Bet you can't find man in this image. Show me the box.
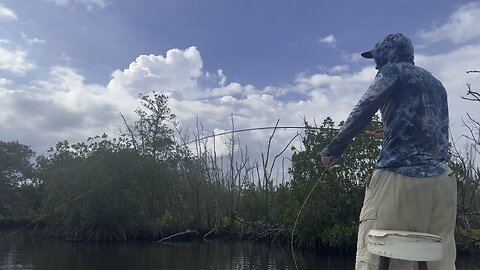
[320,33,456,270]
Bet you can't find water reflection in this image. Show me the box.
[0,230,478,270]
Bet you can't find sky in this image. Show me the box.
[1,0,480,169]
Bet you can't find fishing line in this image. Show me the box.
[290,168,329,270]
[0,163,141,241]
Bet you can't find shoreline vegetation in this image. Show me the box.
[1,92,479,254]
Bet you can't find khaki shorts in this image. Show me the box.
[355,169,457,270]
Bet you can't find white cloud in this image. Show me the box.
[0,66,133,153]
[416,44,480,136]
[211,82,243,97]
[0,5,18,21]
[44,0,109,10]
[342,52,364,63]
[60,52,75,63]
[1,43,477,176]
[318,34,336,47]
[0,45,367,165]
[99,48,373,154]
[217,69,227,87]
[107,46,203,99]
[21,33,46,45]
[418,1,480,44]
[0,47,208,155]
[329,65,350,73]
[0,78,13,86]
[0,46,35,75]
[81,0,108,9]
[46,0,69,5]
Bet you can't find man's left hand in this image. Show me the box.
[321,156,333,170]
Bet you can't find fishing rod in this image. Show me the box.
[185,125,379,145]
[184,126,342,145]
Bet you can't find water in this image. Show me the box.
[0,230,478,269]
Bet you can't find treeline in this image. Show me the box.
[0,92,479,253]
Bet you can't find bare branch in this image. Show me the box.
[157,229,199,243]
[118,112,138,150]
[268,133,300,181]
[461,114,480,146]
[263,119,281,179]
[461,83,480,102]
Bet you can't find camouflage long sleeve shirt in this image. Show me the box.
[321,62,449,178]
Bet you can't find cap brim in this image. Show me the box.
[361,51,373,59]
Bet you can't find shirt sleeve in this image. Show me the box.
[321,65,398,163]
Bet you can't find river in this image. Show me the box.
[0,230,479,269]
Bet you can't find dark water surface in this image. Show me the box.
[0,230,479,269]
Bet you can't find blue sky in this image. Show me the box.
[1,0,479,163]
[1,0,471,87]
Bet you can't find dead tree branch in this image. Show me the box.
[157,229,199,243]
[462,83,480,102]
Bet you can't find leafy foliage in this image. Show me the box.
[38,137,185,240]
[121,92,176,160]
[0,141,39,220]
[1,90,478,254]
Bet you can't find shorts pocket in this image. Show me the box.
[357,207,377,252]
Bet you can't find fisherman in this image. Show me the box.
[320,33,456,270]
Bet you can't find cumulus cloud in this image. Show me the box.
[1,47,207,155]
[21,33,46,45]
[0,66,131,153]
[416,44,480,135]
[418,1,480,44]
[0,46,35,75]
[0,45,369,164]
[318,34,336,47]
[217,69,227,87]
[0,5,18,21]
[329,65,350,73]
[44,0,109,10]
[2,41,478,174]
[45,0,69,5]
[107,47,203,99]
[210,82,243,97]
[0,78,13,86]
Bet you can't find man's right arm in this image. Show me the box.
[320,65,399,165]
